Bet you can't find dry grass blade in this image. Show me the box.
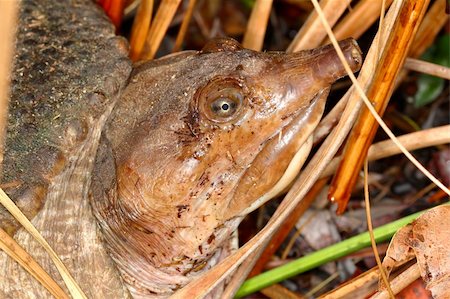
[242,0,273,51]
[0,189,87,299]
[305,272,340,297]
[313,95,349,144]
[396,0,449,84]
[321,125,450,178]
[0,228,69,298]
[408,0,449,59]
[371,263,421,299]
[363,160,395,298]
[173,3,405,297]
[129,0,154,61]
[248,178,328,277]
[260,283,305,299]
[172,0,197,52]
[287,0,351,52]
[141,0,182,60]
[329,0,430,214]
[319,267,380,299]
[326,0,393,42]
[404,58,450,80]
[281,210,318,260]
[106,0,126,28]
[0,1,17,172]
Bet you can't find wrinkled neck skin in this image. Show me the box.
[91,38,362,297]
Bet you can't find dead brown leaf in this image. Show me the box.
[380,205,450,298]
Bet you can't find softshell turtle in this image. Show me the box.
[0,0,362,298]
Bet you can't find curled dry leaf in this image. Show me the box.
[381,205,450,298]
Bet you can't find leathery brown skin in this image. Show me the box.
[90,37,362,297]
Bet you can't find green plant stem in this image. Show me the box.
[235,209,424,298]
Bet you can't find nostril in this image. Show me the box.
[351,48,362,68]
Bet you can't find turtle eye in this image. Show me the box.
[198,78,246,124]
[209,90,242,119]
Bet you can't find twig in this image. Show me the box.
[0,228,69,298]
[325,0,394,42]
[364,159,395,298]
[404,57,450,80]
[242,0,273,51]
[319,267,379,299]
[321,125,450,178]
[406,182,437,204]
[396,0,449,84]
[370,263,421,299]
[328,0,432,214]
[260,283,305,299]
[287,0,351,52]
[408,0,449,59]
[129,0,154,61]
[281,210,318,260]
[0,1,18,173]
[172,0,197,52]
[141,0,182,60]
[0,189,87,298]
[248,178,328,277]
[318,0,448,142]
[105,0,126,28]
[305,271,339,298]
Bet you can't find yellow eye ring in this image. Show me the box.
[197,78,246,124]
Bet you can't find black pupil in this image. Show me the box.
[209,91,243,119]
[211,98,238,115]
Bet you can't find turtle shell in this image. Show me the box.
[1,0,131,232]
[0,0,132,297]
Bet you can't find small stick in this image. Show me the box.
[260,283,305,299]
[0,228,69,298]
[0,189,87,298]
[141,0,182,60]
[370,263,421,299]
[0,1,18,172]
[408,0,448,59]
[242,0,274,51]
[129,0,154,61]
[305,271,339,298]
[321,125,450,178]
[319,267,379,299]
[396,0,449,84]
[313,92,349,144]
[106,0,126,28]
[172,0,197,52]
[364,160,395,298]
[325,0,394,43]
[404,57,450,80]
[248,177,329,278]
[322,13,450,202]
[328,0,430,214]
[287,0,351,52]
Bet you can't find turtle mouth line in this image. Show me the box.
[223,89,326,217]
[264,89,324,150]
